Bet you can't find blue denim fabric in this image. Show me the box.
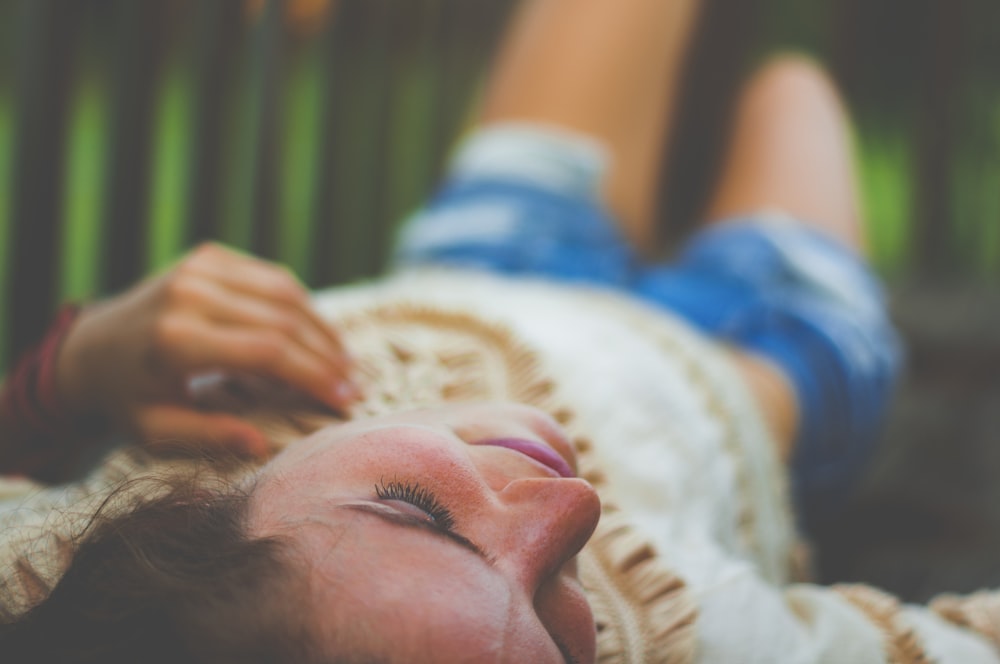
[394,178,638,286]
[636,222,902,525]
[394,140,901,527]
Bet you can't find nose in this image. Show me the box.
[494,477,601,590]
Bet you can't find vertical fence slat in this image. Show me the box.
[987,0,1000,276]
[428,0,515,192]
[316,0,393,284]
[309,0,364,286]
[101,1,169,293]
[376,0,440,272]
[248,1,287,261]
[659,0,764,244]
[833,0,939,277]
[277,35,325,280]
[186,0,243,247]
[350,0,393,278]
[8,0,83,359]
[427,0,472,176]
[956,0,1000,277]
[60,26,109,302]
[308,2,348,287]
[832,0,916,275]
[147,3,197,273]
[914,0,966,276]
[0,0,16,370]
[428,0,511,194]
[221,0,283,254]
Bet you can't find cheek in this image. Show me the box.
[431,575,590,664]
[534,575,597,664]
[319,536,558,664]
[372,574,560,664]
[380,565,565,664]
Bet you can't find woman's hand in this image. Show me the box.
[54,243,357,458]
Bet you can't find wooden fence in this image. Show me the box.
[0,0,998,370]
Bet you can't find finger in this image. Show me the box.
[169,275,353,379]
[181,245,353,367]
[183,243,313,309]
[133,404,270,459]
[153,314,356,410]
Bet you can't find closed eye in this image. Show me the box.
[375,478,456,530]
[340,503,494,565]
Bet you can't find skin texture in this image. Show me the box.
[53,243,359,458]
[250,402,601,664]
[728,352,798,462]
[705,55,866,252]
[481,0,702,250]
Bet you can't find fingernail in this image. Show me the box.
[335,382,361,403]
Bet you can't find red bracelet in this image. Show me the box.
[0,304,101,478]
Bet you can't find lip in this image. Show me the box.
[472,438,576,478]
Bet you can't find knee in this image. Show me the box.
[746,53,845,110]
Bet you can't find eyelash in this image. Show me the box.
[375,479,456,531]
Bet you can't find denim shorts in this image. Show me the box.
[393,124,902,525]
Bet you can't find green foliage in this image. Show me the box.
[856,118,914,277]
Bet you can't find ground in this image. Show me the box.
[815,282,1000,602]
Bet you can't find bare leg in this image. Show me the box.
[479,0,702,252]
[705,55,866,253]
[708,56,867,461]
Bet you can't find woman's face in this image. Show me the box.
[250,402,601,664]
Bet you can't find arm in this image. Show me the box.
[0,243,358,477]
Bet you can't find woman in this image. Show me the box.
[1,0,996,662]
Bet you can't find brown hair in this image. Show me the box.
[0,477,328,664]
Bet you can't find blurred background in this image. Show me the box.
[0,0,999,602]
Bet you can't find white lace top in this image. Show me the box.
[312,269,1000,664]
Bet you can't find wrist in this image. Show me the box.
[54,305,103,418]
[35,304,88,420]
[0,303,107,478]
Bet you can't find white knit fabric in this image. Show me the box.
[311,269,999,664]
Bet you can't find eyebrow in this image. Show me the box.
[340,503,494,564]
